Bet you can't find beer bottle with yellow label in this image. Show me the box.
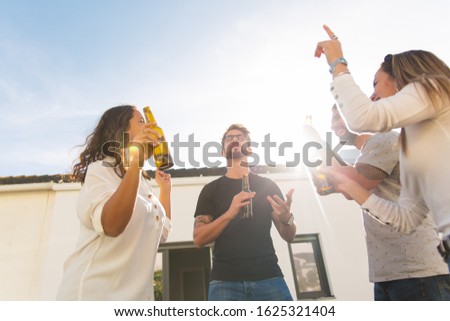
[143,106,174,170]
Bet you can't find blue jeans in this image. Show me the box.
[208,277,293,301]
[374,274,450,301]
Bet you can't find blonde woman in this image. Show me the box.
[315,25,450,268]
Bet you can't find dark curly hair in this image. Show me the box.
[72,105,135,183]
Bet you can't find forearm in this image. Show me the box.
[101,164,141,237]
[193,211,234,247]
[362,194,429,234]
[279,223,296,243]
[158,189,171,220]
[332,75,385,132]
[333,165,382,191]
[339,179,371,205]
[333,76,435,133]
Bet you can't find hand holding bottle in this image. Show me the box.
[311,168,335,195]
[240,174,253,218]
[137,123,162,144]
[143,106,174,170]
[125,123,162,168]
[227,191,256,220]
[301,115,335,195]
[320,167,370,204]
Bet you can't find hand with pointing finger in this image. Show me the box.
[315,25,348,75]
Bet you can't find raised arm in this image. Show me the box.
[155,170,172,220]
[101,149,142,237]
[267,189,296,243]
[101,125,161,237]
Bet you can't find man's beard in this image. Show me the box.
[225,142,249,160]
[339,131,358,146]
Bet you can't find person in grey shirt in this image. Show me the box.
[325,104,450,300]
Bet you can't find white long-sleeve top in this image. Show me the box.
[332,74,450,238]
[57,160,171,300]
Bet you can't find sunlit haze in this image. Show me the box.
[1,0,448,176]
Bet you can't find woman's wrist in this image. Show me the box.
[333,70,350,79]
[332,64,349,78]
[159,186,171,195]
[329,57,348,74]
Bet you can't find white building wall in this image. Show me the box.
[0,170,373,301]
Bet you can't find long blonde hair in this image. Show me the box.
[381,51,450,153]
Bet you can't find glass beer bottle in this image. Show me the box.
[143,106,174,170]
[240,174,253,218]
[302,115,335,195]
[312,169,335,195]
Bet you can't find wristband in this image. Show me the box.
[329,57,348,74]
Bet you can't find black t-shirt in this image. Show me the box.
[194,172,284,281]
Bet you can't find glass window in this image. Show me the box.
[288,234,332,300]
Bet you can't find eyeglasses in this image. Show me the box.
[224,134,247,142]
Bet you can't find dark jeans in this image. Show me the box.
[208,277,293,301]
[374,274,450,301]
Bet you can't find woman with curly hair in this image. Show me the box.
[57,105,172,300]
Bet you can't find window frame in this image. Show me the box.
[288,233,333,300]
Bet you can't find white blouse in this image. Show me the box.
[57,159,171,300]
[332,74,450,238]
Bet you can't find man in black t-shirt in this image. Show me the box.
[193,124,296,301]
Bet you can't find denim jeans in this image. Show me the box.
[374,274,450,301]
[208,277,293,301]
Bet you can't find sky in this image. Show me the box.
[0,0,449,177]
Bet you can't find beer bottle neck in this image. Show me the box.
[242,175,250,191]
[143,107,157,123]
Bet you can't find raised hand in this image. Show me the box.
[314,24,344,66]
[267,188,294,223]
[155,169,171,192]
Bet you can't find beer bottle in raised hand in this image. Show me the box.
[143,106,174,170]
